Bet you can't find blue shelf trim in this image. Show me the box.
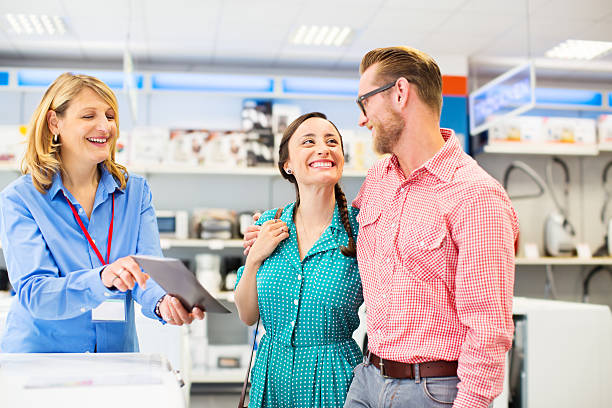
[0,71,8,86]
[17,69,143,89]
[535,88,602,107]
[282,77,358,96]
[151,73,274,92]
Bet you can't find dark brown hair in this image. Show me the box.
[360,46,443,115]
[278,112,356,257]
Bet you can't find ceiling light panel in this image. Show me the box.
[4,14,67,36]
[291,25,352,47]
[545,40,612,60]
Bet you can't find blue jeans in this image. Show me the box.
[344,360,459,408]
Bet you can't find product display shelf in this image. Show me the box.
[0,163,21,172]
[597,143,612,152]
[135,165,368,178]
[0,163,368,178]
[208,291,235,302]
[515,256,612,266]
[0,238,246,251]
[147,88,356,102]
[482,143,599,156]
[190,371,245,383]
[159,238,245,250]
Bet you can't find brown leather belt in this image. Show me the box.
[367,352,458,379]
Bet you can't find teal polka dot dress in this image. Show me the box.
[236,202,363,408]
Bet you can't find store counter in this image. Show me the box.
[0,353,185,408]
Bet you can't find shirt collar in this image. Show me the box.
[385,128,462,183]
[48,164,123,200]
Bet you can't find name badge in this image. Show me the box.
[91,299,126,322]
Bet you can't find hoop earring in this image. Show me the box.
[53,134,59,143]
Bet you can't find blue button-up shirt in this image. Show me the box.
[0,166,166,352]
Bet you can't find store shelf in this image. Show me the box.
[0,163,21,172]
[0,239,245,251]
[138,165,367,177]
[482,143,599,156]
[159,238,244,250]
[516,257,612,266]
[0,163,367,178]
[210,291,235,302]
[190,370,245,383]
[597,143,612,152]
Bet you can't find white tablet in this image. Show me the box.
[132,255,231,313]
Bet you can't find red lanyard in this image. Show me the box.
[64,193,114,265]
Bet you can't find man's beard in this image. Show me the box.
[372,109,404,155]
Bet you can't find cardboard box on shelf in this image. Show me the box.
[168,129,248,168]
[129,126,170,165]
[544,117,596,145]
[488,116,544,144]
[130,127,249,168]
[598,115,612,144]
[341,129,378,171]
[0,125,27,164]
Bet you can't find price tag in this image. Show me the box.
[208,240,224,250]
[160,239,171,250]
[523,243,540,259]
[576,243,591,259]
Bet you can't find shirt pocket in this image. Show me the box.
[356,205,381,248]
[399,223,447,282]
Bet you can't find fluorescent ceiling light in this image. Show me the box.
[5,13,67,36]
[545,40,612,60]
[291,25,352,47]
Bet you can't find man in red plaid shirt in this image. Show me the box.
[344,47,519,408]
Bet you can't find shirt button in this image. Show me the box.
[79,208,84,214]
[297,274,302,281]
[80,307,86,313]
[104,292,111,297]
[293,299,298,305]
[290,321,295,327]
[400,187,405,193]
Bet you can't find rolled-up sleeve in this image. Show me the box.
[452,188,518,408]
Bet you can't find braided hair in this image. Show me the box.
[334,184,357,257]
[278,112,356,258]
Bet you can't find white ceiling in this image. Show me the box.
[0,0,611,78]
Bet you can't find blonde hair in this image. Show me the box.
[360,46,443,116]
[21,72,128,193]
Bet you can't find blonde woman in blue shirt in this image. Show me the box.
[234,112,363,407]
[0,72,204,353]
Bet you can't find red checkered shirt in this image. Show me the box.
[353,129,519,408]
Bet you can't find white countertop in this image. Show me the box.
[0,353,186,408]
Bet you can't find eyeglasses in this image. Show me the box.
[356,81,396,116]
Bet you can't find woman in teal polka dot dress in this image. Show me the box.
[235,112,363,407]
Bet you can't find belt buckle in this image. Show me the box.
[379,359,392,379]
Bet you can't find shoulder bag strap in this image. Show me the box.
[238,206,284,408]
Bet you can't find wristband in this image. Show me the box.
[154,295,166,318]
